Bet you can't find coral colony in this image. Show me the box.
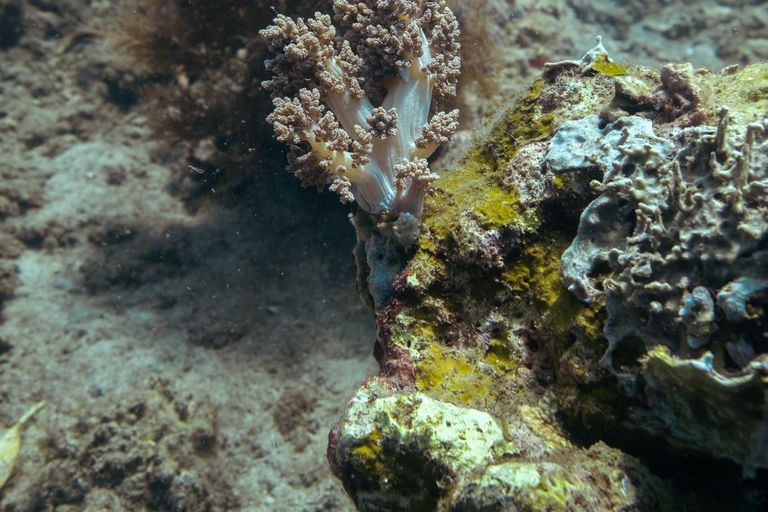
[261,0,461,219]
[548,109,768,381]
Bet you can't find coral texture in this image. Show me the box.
[549,109,768,379]
[261,0,461,217]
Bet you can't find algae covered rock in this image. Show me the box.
[330,384,513,511]
[331,39,768,511]
[453,442,670,512]
[330,379,671,512]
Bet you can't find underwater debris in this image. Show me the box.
[0,401,45,489]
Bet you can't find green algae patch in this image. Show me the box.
[421,78,559,245]
[467,78,555,170]
[489,462,589,511]
[502,237,584,330]
[484,336,516,370]
[500,233,615,408]
[424,167,532,246]
[475,186,532,227]
[415,343,495,406]
[592,53,628,76]
[571,305,605,347]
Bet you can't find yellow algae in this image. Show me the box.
[416,343,493,406]
[709,62,768,125]
[502,238,576,314]
[476,187,527,228]
[592,53,627,76]
[388,304,449,353]
[350,428,382,463]
[473,79,554,168]
[535,470,579,509]
[484,337,516,370]
[420,79,557,245]
[519,405,571,451]
[350,428,397,486]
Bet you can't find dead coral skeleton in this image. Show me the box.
[261,0,461,217]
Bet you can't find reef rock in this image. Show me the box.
[330,40,768,511]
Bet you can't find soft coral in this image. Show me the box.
[261,0,461,217]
